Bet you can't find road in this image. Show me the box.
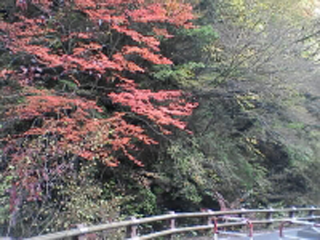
[220,228,300,239]
[190,227,320,239]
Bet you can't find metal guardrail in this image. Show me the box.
[279,219,320,239]
[24,207,320,240]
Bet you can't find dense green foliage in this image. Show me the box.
[1,0,320,238]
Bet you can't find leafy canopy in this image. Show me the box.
[0,0,197,216]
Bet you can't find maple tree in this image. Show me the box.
[0,0,198,223]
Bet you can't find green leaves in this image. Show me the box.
[58,79,79,91]
[151,62,205,88]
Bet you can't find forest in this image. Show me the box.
[1,0,320,238]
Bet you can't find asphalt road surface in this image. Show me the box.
[190,227,320,239]
[219,228,301,239]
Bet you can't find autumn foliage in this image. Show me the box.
[0,0,197,213]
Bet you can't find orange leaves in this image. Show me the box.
[128,2,194,28]
[112,53,145,73]
[64,53,122,74]
[73,0,97,9]
[109,84,198,133]
[72,47,87,56]
[0,0,193,71]
[15,90,102,120]
[79,150,95,160]
[129,3,168,23]
[165,0,194,27]
[26,46,63,67]
[84,9,126,25]
[0,69,14,79]
[122,46,172,65]
[111,25,161,51]
[0,0,193,78]
[24,127,45,135]
[7,88,156,167]
[1,0,200,212]
[2,0,197,169]
[153,27,174,38]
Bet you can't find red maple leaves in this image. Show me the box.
[1,0,197,204]
[1,0,197,162]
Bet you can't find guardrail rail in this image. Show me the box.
[23,207,320,240]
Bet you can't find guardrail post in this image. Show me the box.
[289,207,296,219]
[238,208,246,219]
[168,211,176,240]
[206,209,218,240]
[206,209,213,225]
[126,216,138,239]
[309,206,315,218]
[266,207,274,227]
[168,211,176,229]
[213,217,218,240]
[237,208,246,232]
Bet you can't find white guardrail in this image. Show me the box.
[23,207,320,240]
